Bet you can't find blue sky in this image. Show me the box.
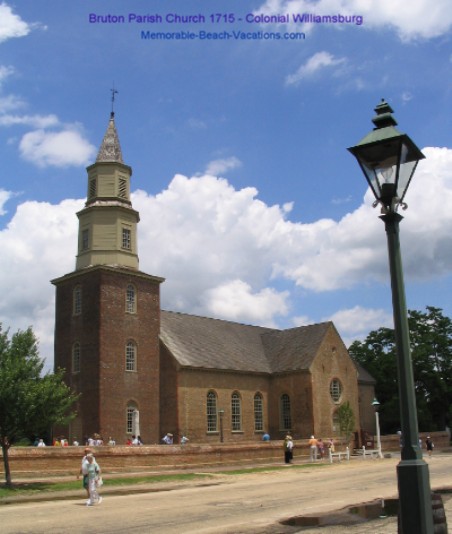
[1,0,451,370]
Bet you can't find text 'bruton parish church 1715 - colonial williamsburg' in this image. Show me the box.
[52,112,376,445]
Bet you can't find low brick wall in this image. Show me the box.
[2,442,287,477]
[1,431,449,478]
[380,431,450,452]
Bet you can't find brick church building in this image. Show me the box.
[52,113,375,445]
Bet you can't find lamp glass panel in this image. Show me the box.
[354,139,401,202]
[396,142,419,201]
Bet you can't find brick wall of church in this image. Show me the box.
[358,382,377,435]
[268,372,313,440]
[164,368,271,444]
[53,267,162,446]
[310,326,361,440]
[97,269,161,445]
[159,343,179,442]
[54,271,102,437]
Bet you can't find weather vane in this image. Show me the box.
[110,84,118,117]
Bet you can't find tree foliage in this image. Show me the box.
[0,324,79,486]
[336,401,355,446]
[349,306,452,434]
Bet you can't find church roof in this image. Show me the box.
[261,323,332,373]
[160,310,335,374]
[352,360,376,385]
[96,112,124,163]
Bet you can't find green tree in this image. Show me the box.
[349,306,452,434]
[409,306,452,430]
[349,327,401,433]
[0,324,79,486]
[336,401,355,446]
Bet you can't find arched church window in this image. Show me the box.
[126,341,137,372]
[254,393,264,432]
[231,392,242,431]
[207,391,217,432]
[280,394,291,431]
[332,410,340,434]
[126,284,136,313]
[72,343,80,374]
[126,402,137,434]
[330,379,342,403]
[73,285,82,315]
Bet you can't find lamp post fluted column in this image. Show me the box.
[382,212,433,533]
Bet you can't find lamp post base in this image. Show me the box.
[397,459,433,533]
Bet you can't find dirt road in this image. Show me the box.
[1,455,450,533]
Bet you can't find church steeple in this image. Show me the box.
[75,112,140,271]
[96,112,124,163]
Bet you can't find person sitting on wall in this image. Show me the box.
[162,433,173,444]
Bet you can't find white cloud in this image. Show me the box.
[0,113,59,128]
[286,51,346,85]
[1,145,452,368]
[0,65,14,85]
[201,279,289,327]
[0,189,13,215]
[326,306,393,346]
[205,156,242,176]
[0,198,82,371]
[0,62,93,167]
[256,0,452,40]
[19,128,96,167]
[0,3,30,43]
[0,94,26,113]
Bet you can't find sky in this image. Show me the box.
[0,0,451,372]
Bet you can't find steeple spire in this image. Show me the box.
[96,113,124,163]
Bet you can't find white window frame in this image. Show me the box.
[126,341,137,372]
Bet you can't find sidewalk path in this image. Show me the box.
[1,453,451,533]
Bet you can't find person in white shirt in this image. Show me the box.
[77,448,95,499]
[162,433,173,444]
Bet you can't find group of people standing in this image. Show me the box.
[284,434,335,463]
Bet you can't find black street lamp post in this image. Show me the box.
[348,100,433,533]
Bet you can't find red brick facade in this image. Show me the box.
[53,266,163,445]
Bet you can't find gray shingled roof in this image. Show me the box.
[353,360,376,384]
[160,310,334,374]
[262,323,332,373]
